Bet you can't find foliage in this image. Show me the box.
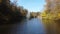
[0,0,28,24]
[42,0,60,23]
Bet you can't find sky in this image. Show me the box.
[10,0,46,12]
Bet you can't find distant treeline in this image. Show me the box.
[0,0,28,24]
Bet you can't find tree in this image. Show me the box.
[0,0,28,24]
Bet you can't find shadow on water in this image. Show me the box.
[0,18,46,34]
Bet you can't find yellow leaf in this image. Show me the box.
[41,12,47,17]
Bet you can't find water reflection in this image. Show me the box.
[0,18,46,34]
